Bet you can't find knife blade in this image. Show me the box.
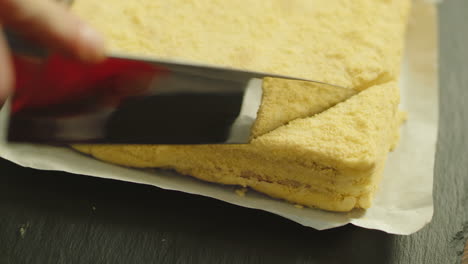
[4,29,344,145]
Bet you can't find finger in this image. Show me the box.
[0,28,13,102]
[0,0,105,62]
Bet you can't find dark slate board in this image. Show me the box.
[1,0,467,263]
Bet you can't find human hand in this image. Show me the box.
[0,0,106,103]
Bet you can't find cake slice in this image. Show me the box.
[251,78,356,138]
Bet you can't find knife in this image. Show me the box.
[4,28,342,145]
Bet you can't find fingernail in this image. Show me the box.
[78,25,106,62]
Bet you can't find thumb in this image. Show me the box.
[0,0,106,63]
[0,28,13,103]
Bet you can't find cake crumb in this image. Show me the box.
[19,222,30,238]
[235,188,248,197]
[294,204,304,209]
[400,111,409,123]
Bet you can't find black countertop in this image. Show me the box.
[1,0,468,263]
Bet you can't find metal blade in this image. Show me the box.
[5,30,344,145]
[7,54,267,144]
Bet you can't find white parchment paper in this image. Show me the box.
[0,0,438,235]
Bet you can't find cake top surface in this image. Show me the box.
[252,78,356,138]
[72,0,410,90]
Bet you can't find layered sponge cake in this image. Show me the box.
[71,0,411,212]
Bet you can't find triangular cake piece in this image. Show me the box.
[251,78,356,138]
[73,81,401,212]
[248,81,402,210]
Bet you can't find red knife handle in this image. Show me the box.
[11,54,168,114]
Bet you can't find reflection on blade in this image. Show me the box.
[8,54,257,144]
